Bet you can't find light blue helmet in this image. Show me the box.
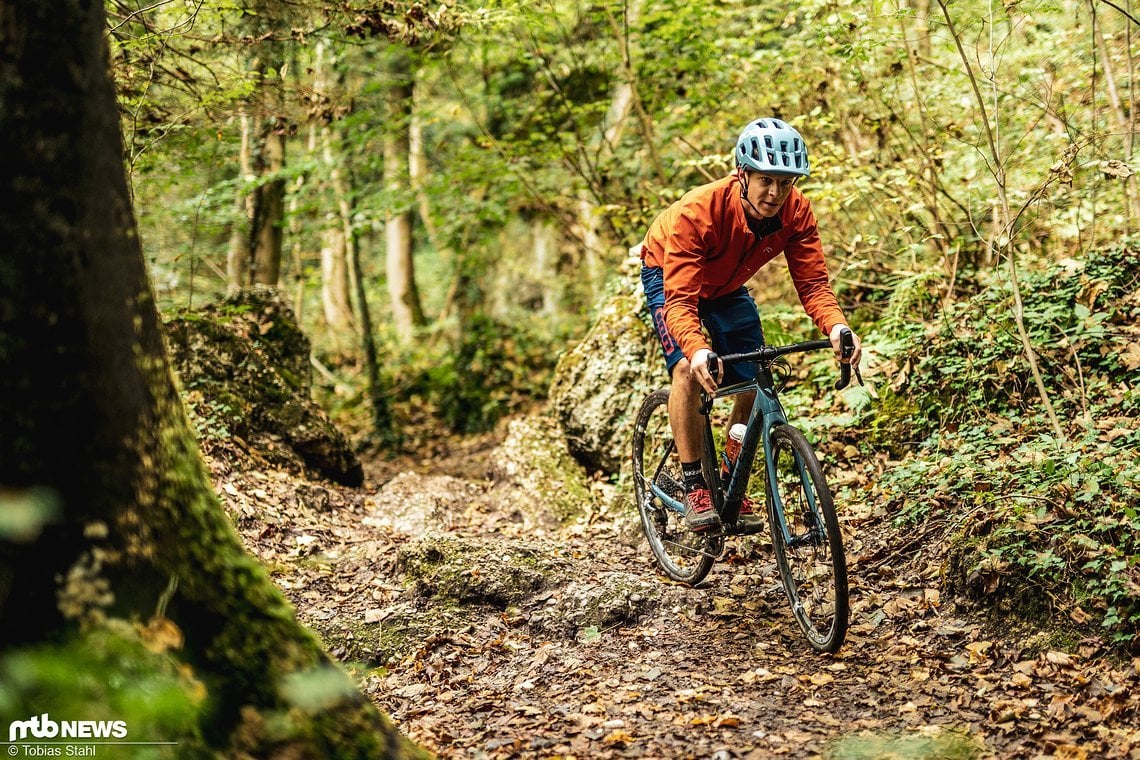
[735,118,810,177]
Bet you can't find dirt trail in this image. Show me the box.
[212,429,1140,760]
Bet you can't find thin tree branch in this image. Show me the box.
[1099,0,1140,26]
[935,0,1065,439]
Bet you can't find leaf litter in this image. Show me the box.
[207,428,1140,759]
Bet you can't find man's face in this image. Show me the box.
[742,171,798,219]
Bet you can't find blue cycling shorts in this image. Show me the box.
[641,265,763,384]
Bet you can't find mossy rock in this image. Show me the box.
[531,572,690,639]
[165,286,363,487]
[942,516,1058,629]
[305,600,480,668]
[488,414,600,527]
[548,269,663,475]
[396,534,571,608]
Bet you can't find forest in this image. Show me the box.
[1,0,1138,757]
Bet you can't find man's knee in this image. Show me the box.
[670,358,692,387]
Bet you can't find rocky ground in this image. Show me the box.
[207,416,1140,760]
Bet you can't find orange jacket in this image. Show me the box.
[641,174,845,360]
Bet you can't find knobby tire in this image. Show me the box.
[632,388,718,585]
[765,424,849,653]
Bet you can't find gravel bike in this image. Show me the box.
[632,330,860,653]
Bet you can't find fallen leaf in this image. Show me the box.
[809,672,835,686]
[965,641,993,663]
[1046,651,1076,668]
[604,730,635,745]
[138,616,184,653]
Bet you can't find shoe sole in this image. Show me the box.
[686,518,721,532]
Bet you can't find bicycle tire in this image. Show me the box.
[764,424,849,653]
[632,388,718,585]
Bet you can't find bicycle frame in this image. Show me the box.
[646,338,834,540]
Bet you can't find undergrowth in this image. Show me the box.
[317,313,572,446]
[868,241,1140,650]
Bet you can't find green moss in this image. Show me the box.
[943,530,1061,635]
[828,727,983,759]
[493,415,600,525]
[398,535,569,608]
[865,387,920,456]
[0,625,207,755]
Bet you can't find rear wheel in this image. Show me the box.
[632,389,719,585]
[765,424,848,652]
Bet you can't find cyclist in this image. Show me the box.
[637,117,862,533]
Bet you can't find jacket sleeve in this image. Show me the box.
[661,211,712,361]
[784,203,846,335]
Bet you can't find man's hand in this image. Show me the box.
[689,348,721,395]
[829,323,863,367]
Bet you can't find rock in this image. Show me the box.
[536,572,691,638]
[365,473,476,535]
[488,414,600,528]
[547,256,664,474]
[165,286,364,487]
[397,534,570,607]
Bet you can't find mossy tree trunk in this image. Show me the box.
[0,2,424,756]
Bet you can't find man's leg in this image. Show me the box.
[700,288,764,531]
[668,357,705,462]
[670,363,754,455]
[641,264,720,531]
[668,358,721,531]
[728,392,755,430]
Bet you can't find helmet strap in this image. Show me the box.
[737,169,767,220]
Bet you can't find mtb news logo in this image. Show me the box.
[8,714,127,741]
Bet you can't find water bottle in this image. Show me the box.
[721,423,747,483]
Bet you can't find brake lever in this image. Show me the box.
[835,363,852,391]
[833,329,864,390]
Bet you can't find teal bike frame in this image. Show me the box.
[646,335,853,538]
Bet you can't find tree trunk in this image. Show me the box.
[384,47,425,342]
[533,218,561,315]
[226,110,254,295]
[315,42,355,335]
[291,122,317,319]
[0,3,422,755]
[1094,18,1140,222]
[572,0,649,299]
[252,121,286,286]
[322,217,354,331]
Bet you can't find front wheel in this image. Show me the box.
[765,424,849,653]
[632,388,719,585]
